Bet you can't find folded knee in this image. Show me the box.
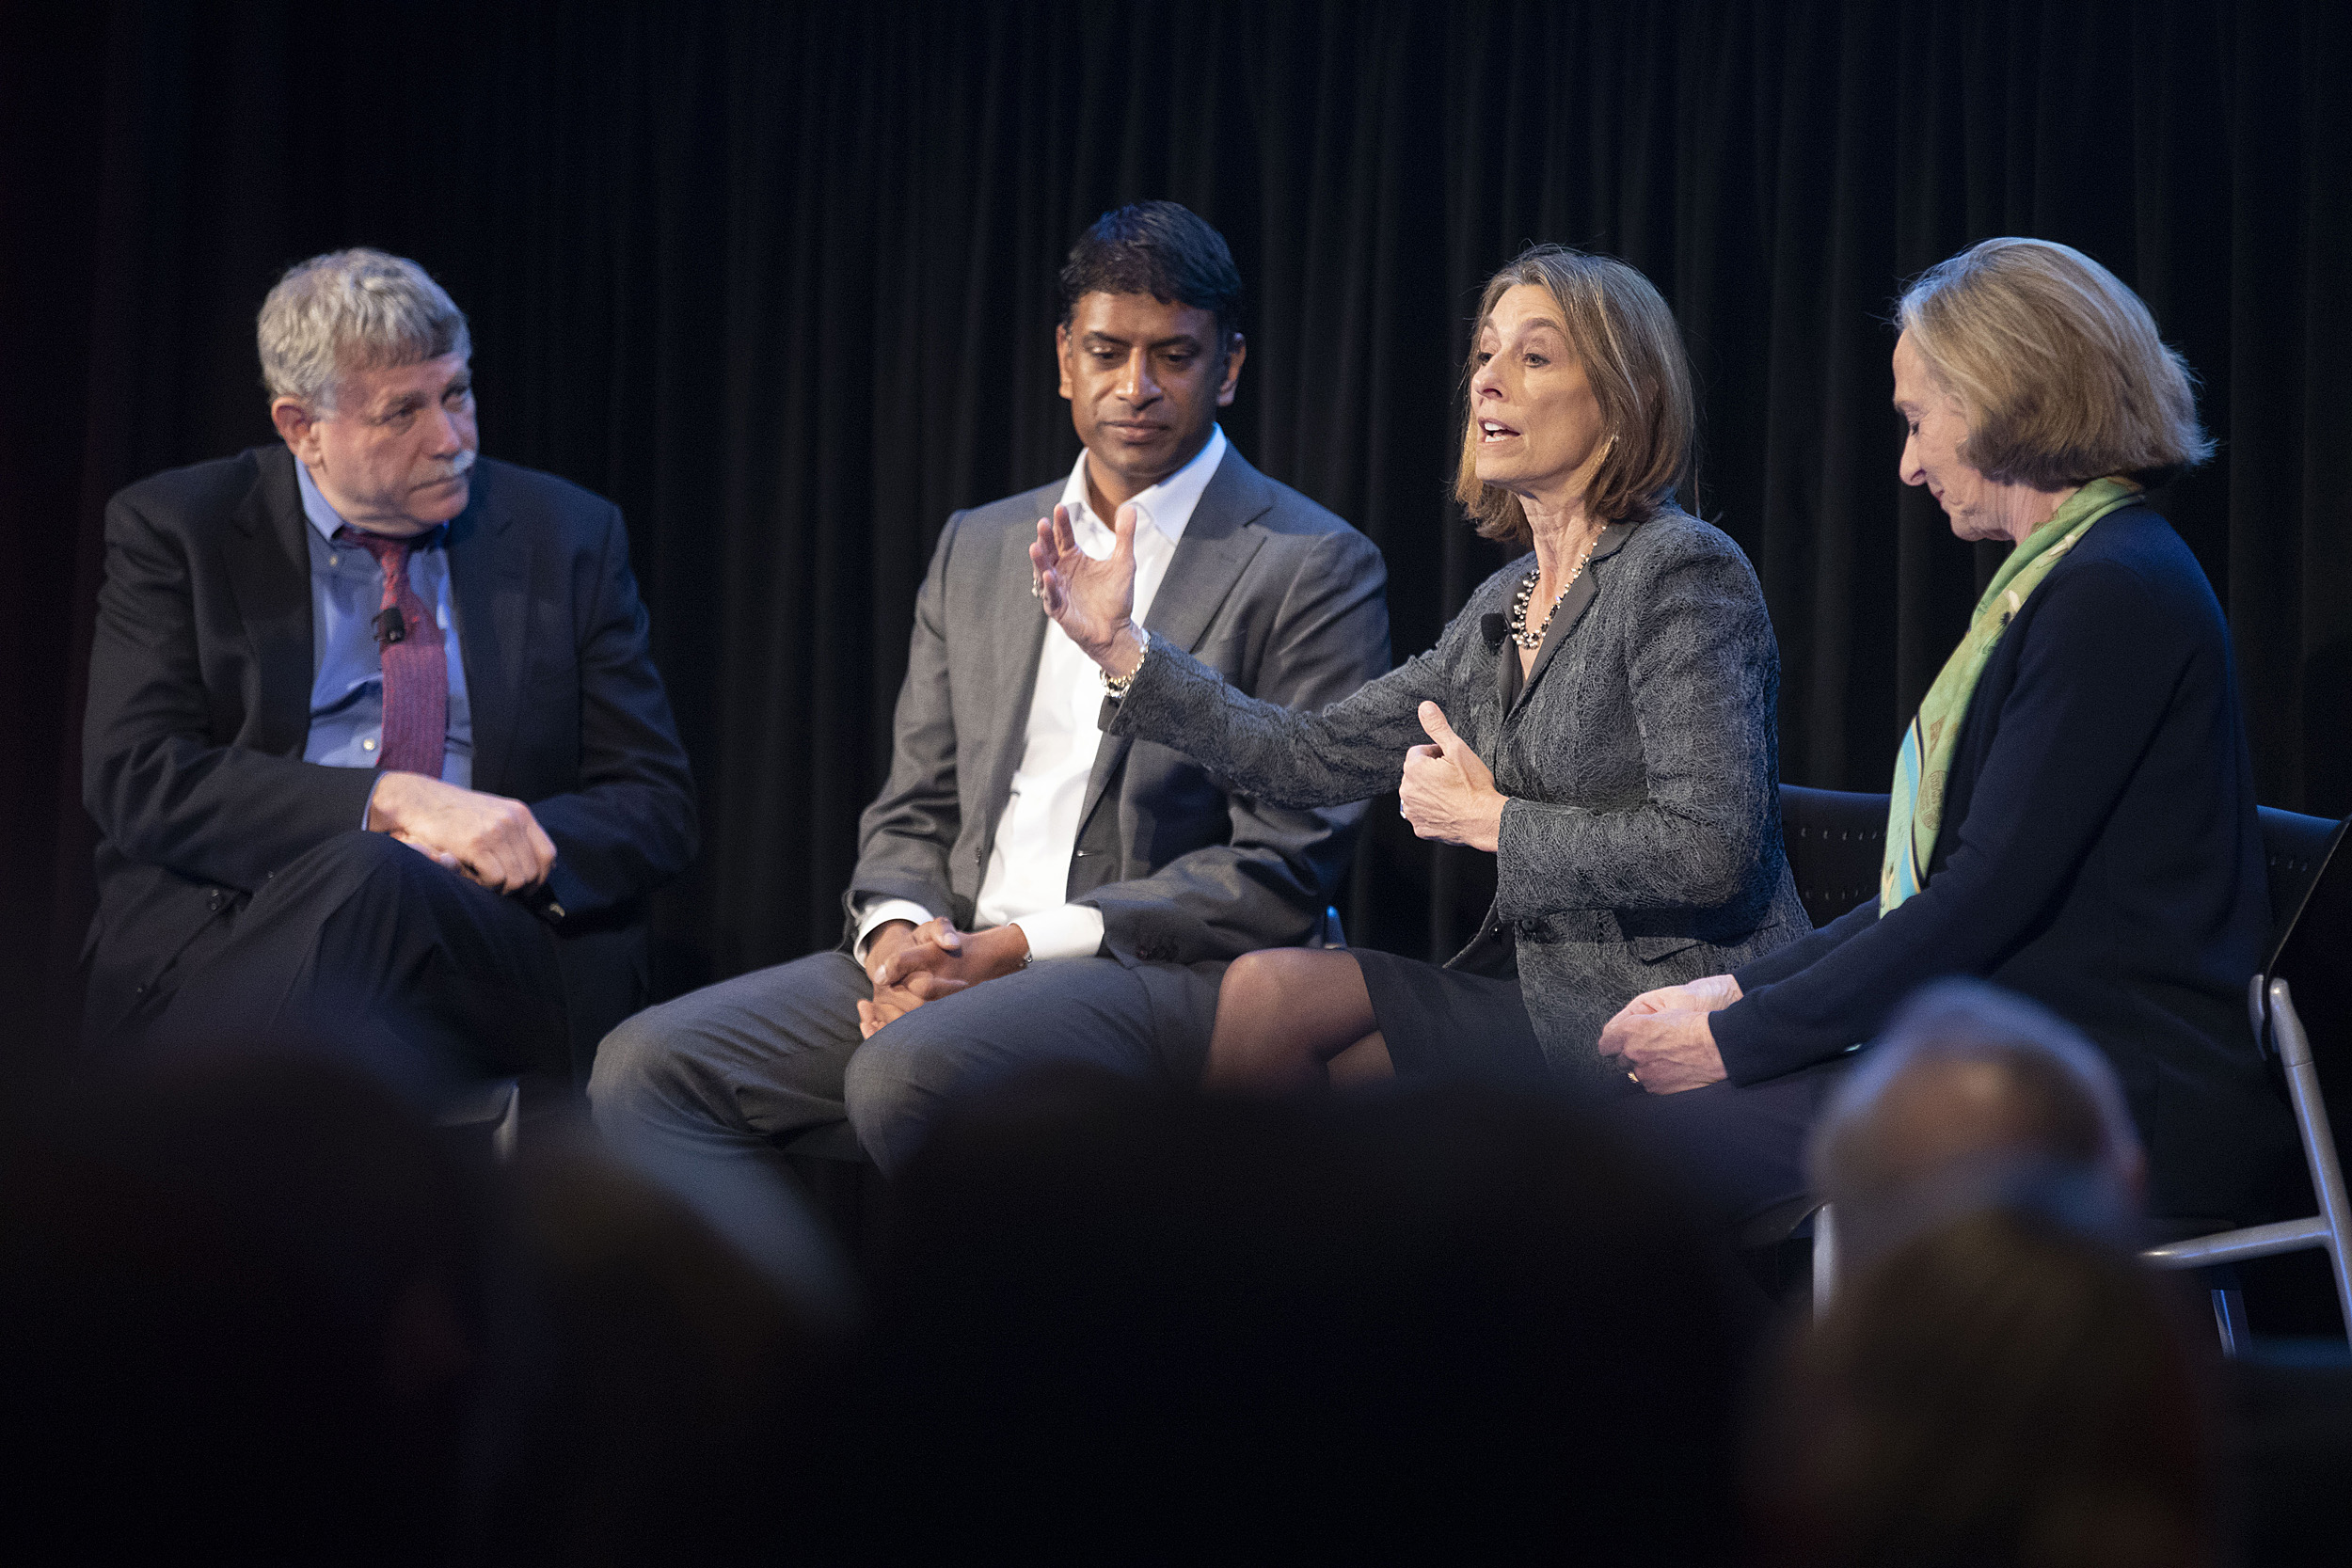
[844,1034,952,1175]
[284,830,445,905]
[1218,947,1318,1015]
[586,1006,691,1115]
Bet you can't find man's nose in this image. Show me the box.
[423,401,469,455]
[1118,349,1160,404]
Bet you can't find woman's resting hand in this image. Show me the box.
[1030,502,1145,676]
[1597,974,1740,1094]
[1400,702,1506,853]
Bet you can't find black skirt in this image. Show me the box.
[1352,947,1553,1090]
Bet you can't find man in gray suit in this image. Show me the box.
[590,203,1390,1278]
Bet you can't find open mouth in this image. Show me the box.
[1479,420,1520,444]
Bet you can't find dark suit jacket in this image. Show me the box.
[848,446,1390,966]
[1106,509,1806,1086]
[1714,506,2297,1222]
[82,443,698,1053]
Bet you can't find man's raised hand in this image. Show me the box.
[1029,501,1144,675]
[367,770,557,893]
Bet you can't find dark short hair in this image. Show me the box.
[1057,201,1243,345]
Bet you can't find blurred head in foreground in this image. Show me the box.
[1810,978,2146,1269]
[1749,1201,2220,1568]
[846,1070,1746,1564]
[0,1048,489,1562]
[479,1118,835,1566]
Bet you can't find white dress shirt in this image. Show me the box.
[855,425,1229,962]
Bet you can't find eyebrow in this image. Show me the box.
[1483,316,1568,341]
[1082,331,1205,351]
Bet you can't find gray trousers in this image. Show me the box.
[588,949,1224,1280]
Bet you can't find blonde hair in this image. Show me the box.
[1454,245,1694,548]
[1898,238,2212,488]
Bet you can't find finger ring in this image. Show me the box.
[1626,1070,1640,1084]
[1029,574,1042,598]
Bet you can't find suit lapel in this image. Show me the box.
[222,447,318,757]
[1512,520,1632,716]
[447,463,526,794]
[978,503,1055,844]
[1073,450,1272,831]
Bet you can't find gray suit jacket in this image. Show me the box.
[1108,509,1806,1085]
[846,447,1391,967]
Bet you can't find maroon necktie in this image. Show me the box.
[338,527,448,779]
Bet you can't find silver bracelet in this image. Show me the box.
[1100,626,1152,696]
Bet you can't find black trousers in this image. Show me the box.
[146,831,568,1098]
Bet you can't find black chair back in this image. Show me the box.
[1779,784,1892,930]
[2259,806,2344,949]
[2264,810,2351,1114]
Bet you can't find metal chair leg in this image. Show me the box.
[2209,1287,2247,1357]
[1812,1203,1838,1319]
[2270,980,2352,1338]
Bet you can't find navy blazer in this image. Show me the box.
[1715,506,2296,1222]
[82,444,698,1040]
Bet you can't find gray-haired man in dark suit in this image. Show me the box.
[591,203,1390,1277]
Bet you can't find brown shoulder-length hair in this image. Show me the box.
[1454,245,1695,548]
[1898,238,2214,489]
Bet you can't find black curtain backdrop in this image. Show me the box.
[4,0,2345,1061]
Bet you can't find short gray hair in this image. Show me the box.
[256,248,470,412]
[1809,979,2144,1256]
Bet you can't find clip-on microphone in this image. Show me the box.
[373,606,407,646]
[1480,612,1508,651]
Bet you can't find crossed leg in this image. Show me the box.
[1203,948,1395,1093]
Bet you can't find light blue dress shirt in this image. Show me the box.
[296,460,473,793]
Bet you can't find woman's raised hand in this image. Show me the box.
[1029,502,1140,673]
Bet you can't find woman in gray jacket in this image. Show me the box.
[1033,245,1806,1161]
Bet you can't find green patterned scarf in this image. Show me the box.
[1880,476,2143,912]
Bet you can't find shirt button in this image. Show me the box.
[362,737,376,752]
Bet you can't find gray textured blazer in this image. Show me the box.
[848,446,1391,967]
[1108,509,1806,1085]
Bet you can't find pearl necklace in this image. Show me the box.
[1506,537,1598,650]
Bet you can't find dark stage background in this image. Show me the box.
[3,0,2345,1059]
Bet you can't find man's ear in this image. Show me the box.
[1055,323,1074,401]
[1216,333,1247,408]
[270,397,325,464]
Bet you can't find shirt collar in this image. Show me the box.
[294,457,444,548]
[1055,423,1227,545]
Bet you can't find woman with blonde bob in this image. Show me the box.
[1033,245,1823,1227]
[1602,238,2296,1225]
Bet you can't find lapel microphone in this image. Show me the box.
[373,606,407,646]
[1480,612,1507,651]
